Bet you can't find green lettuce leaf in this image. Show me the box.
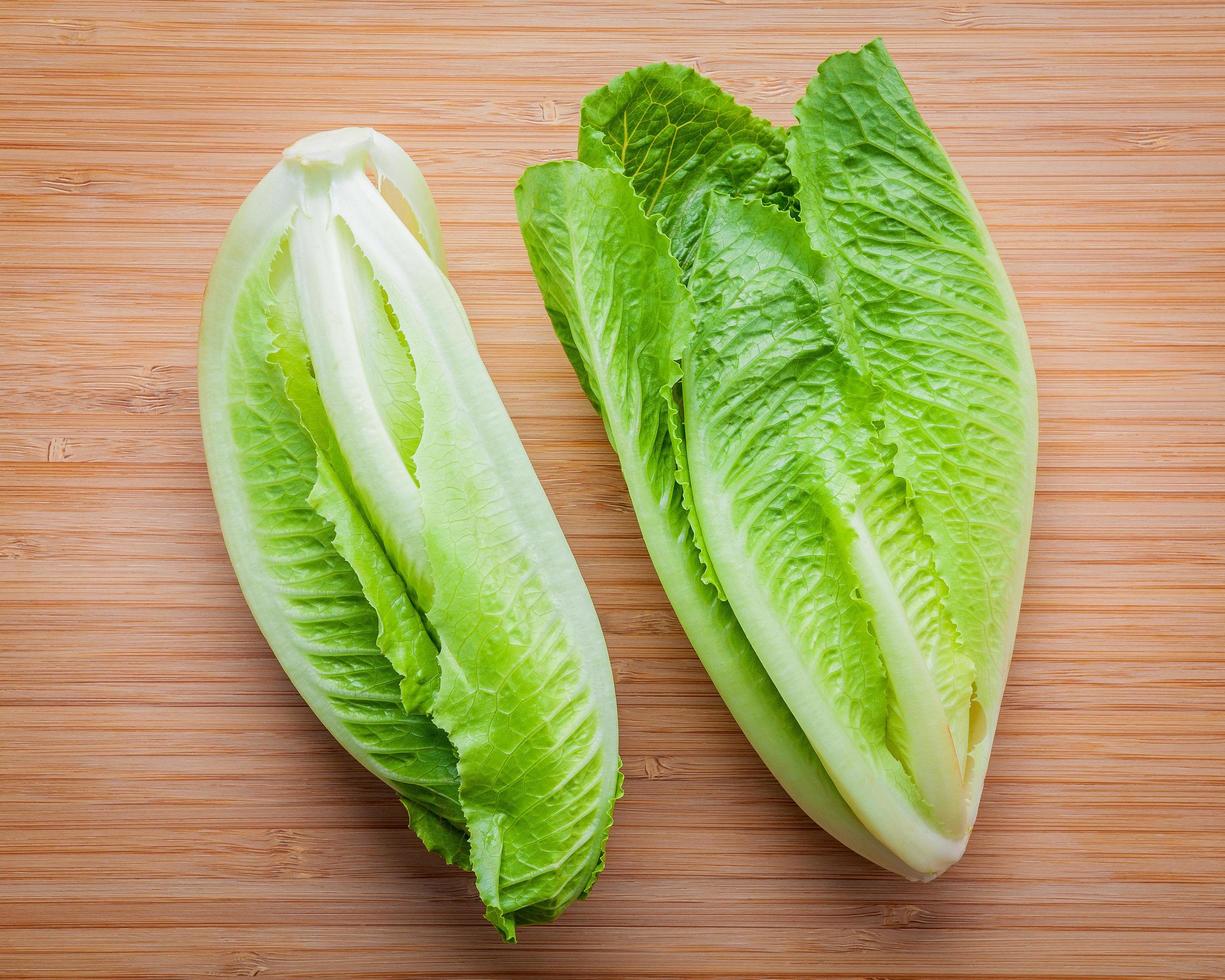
[684,194,968,862]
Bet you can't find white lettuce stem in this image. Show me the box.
[848,510,967,837]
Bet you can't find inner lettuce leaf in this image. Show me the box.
[267,250,441,715]
[516,40,1035,877]
[200,129,620,938]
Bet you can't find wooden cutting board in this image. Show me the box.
[3,2,1222,976]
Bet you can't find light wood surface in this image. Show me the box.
[3,2,1223,977]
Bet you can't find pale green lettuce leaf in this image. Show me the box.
[316,154,620,938]
[787,40,1037,816]
[266,252,441,716]
[309,457,440,715]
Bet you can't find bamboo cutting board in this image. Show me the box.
[2,2,1223,977]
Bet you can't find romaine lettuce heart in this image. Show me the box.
[200,128,621,938]
[517,40,1036,877]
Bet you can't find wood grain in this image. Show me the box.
[2,1,1223,976]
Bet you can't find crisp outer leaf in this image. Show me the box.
[787,39,1038,815]
[515,159,926,878]
[579,62,797,270]
[683,194,966,868]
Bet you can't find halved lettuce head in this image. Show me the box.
[200,128,620,938]
[516,40,1036,877]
